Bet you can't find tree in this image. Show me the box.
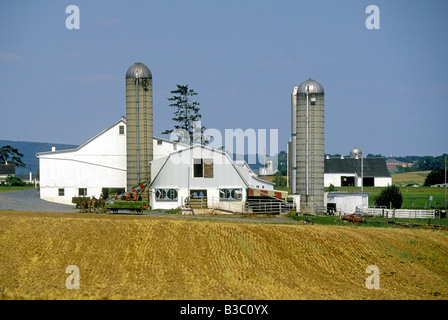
[374,185,403,209]
[162,84,208,145]
[424,169,446,186]
[6,175,26,186]
[0,145,26,168]
[277,151,287,176]
[273,171,287,188]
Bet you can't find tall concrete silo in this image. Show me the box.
[291,78,325,212]
[125,62,153,196]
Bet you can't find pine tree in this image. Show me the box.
[162,84,208,145]
[0,145,26,168]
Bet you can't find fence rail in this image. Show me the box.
[366,207,435,219]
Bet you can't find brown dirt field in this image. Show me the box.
[0,210,447,300]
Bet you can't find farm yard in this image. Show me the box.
[0,210,447,300]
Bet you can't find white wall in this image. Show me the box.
[149,145,249,210]
[326,192,369,214]
[374,177,392,187]
[38,120,127,205]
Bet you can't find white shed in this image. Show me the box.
[325,191,369,215]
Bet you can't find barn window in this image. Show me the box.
[58,188,64,196]
[219,188,242,200]
[193,158,214,178]
[119,125,125,135]
[156,188,178,201]
[78,188,87,196]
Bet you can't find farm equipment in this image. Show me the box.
[104,182,149,215]
[341,213,364,224]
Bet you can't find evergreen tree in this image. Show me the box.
[424,169,446,186]
[374,185,403,209]
[0,145,26,168]
[162,84,208,145]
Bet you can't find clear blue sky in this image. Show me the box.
[0,0,447,157]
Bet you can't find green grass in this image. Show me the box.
[0,185,36,193]
[329,186,447,210]
[287,213,448,229]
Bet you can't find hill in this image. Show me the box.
[1,211,447,300]
[0,140,78,178]
[392,171,430,186]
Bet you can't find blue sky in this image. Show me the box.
[0,0,447,157]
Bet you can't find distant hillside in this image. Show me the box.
[0,140,78,178]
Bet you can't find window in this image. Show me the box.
[157,139,163,145]
[156,188,178,201]
[119,125,125,135]
[78,188,87,196]
[58,188,64,196]
[193,158,213,178]
[219,188,242,201]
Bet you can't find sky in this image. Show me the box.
[0,0,447,157]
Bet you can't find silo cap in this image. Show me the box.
[297,78,324,94]
[126,62,152,79]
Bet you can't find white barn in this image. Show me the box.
[324,157,392,188]
[37,118,277,209]
[149,144,276,212]
[37,118,127,204]
[36,118,190,205]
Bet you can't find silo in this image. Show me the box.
[291,78,325,212]
[125,62,153,199]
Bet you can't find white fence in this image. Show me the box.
[366,207,435,219]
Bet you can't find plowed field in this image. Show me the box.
[0,211,447,300]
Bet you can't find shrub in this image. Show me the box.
[374,185,403,209]
[5,175,27,186]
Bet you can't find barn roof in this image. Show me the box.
[0,164,15,175]
[324,158,390,177]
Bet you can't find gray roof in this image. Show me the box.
[125,62,152,79]
[297,78,324,94]
[0,164,15,175]
[324,158,390,177]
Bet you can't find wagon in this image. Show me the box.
[106,200,147,215]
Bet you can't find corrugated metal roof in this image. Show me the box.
[125,62,152,79]
[324,158,390,177]
[297,78,324,94]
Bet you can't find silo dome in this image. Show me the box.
[350,147,363,158]
[126,62,152,79]
[297,78,324,94]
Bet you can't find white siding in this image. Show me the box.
[37,119,127,205]
[149,145,249,210]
